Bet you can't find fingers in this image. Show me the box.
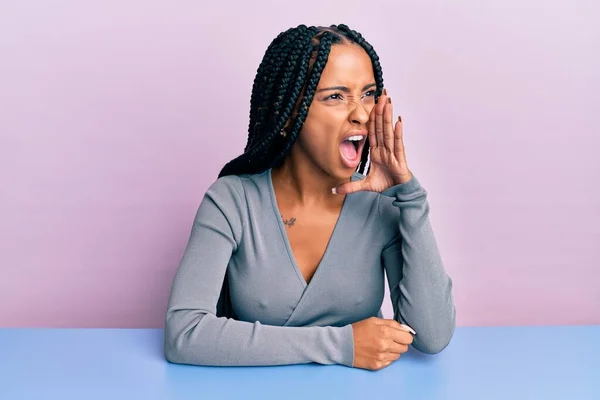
[385,340,410,355]
[383,97,394,152]
[387,327,414,346]
[371,89,396,154]
[382,352,402,364]
[370,358,395,371]
[374,350,403,370]
[376,318,417,335]
[332,179,365,195]
[394,115,404,159]
[375,91,386,149]
[368,103,377,149]
[376,320,415,346]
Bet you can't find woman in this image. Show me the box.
[164,24,456,371]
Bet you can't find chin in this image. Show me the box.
[326,162,357,181]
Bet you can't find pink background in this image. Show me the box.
[1,1,598,328]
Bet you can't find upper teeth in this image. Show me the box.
[347,135,363,141]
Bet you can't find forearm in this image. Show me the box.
[164,309,355,367]
[381,176,456,354]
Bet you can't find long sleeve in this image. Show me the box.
[164,175,355,367]
[379,174,456,354]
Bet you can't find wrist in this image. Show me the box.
[392,171,413,186]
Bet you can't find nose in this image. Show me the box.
[348,100,370,126]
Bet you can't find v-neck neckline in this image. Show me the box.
[266,168,350,289]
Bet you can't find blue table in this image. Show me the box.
[1,326,598,399]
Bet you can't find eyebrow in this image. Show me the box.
[315,83,377,93]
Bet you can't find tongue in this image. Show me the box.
[340,141,358,161]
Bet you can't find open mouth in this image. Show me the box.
[339,135,366,167]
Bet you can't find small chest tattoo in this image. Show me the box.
[281,216,296,228]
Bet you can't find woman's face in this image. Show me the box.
[290,43,377,180]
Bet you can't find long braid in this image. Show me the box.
[246,28,318,165]
[258,27,320,165]
[245,28,304,152]
[218,24,384,178]
[271,31,334,167]
[220,26,317,176]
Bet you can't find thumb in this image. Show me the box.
[332,179,367,195]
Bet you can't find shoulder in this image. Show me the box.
[205,174,245,203]
[204,169,271,210]
[197,175,250,240]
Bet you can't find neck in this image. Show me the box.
[271,155,347,208]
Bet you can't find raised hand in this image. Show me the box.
[333,89,413,195]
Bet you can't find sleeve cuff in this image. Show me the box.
[330,324,355,367]
[380,174,425,198]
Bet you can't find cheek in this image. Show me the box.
[296,105,353,158]
[298,112,335,148]
[297,127,329,153]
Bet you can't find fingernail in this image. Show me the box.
[331,188,337,194]
[400,324,416,335]
[383,88,387,96]
[387,97,392,104]
[398,115,402,122]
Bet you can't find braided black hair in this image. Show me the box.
[217,24,384,178]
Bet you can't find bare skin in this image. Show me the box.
[271,43,375,284]
[271,42,415,371]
